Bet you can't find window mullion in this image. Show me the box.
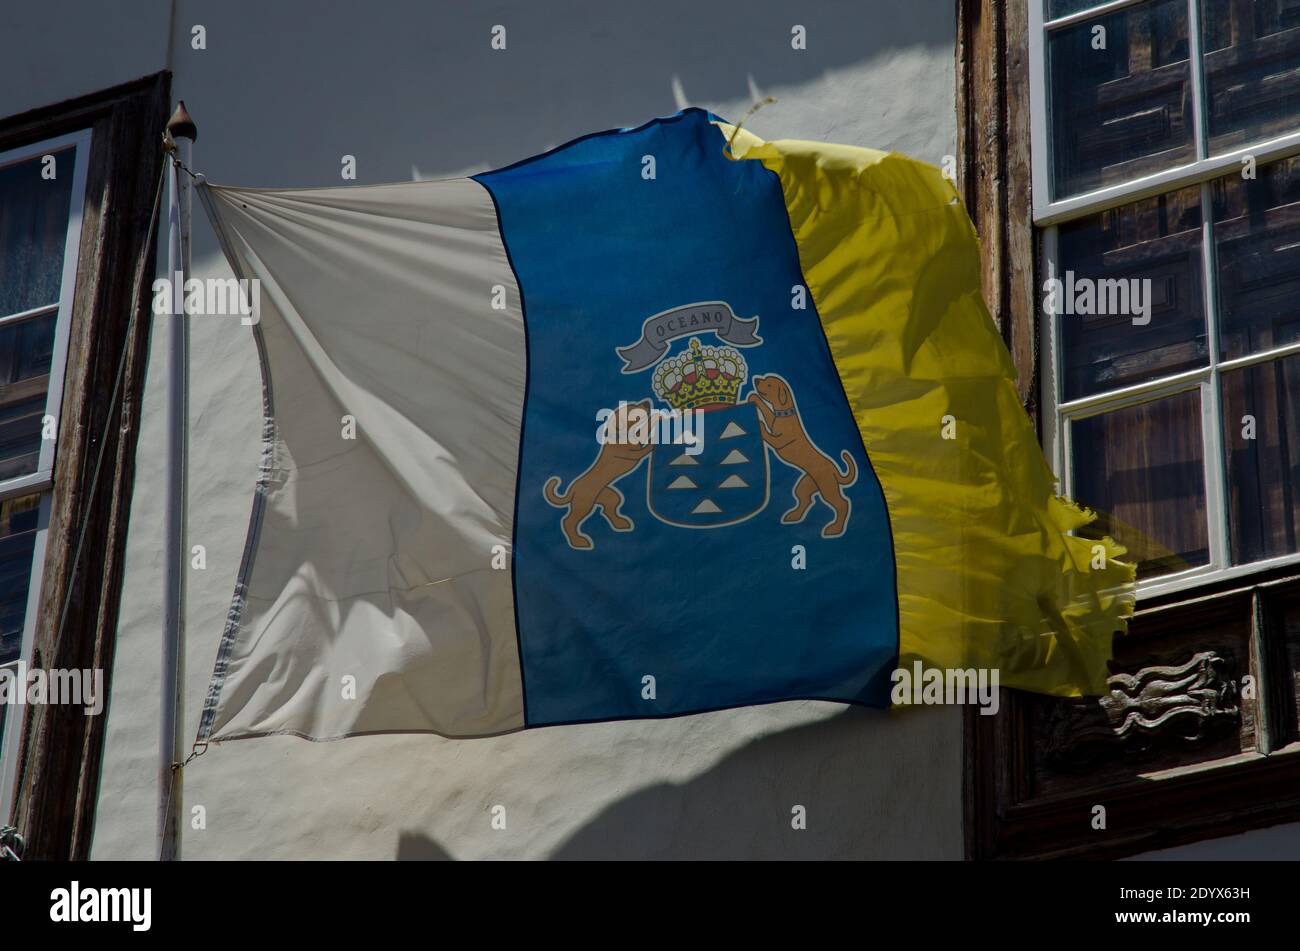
[0,473,54,505]
[1041,226,1065,488]
[1035,131,1300,226]
[1220,340,1300,374]
[1058,366,1210,418]
[1186,0,1209,162]
[1198,181,1230,570]
[1044,0,1150,30]
[1027,0,1053,224]
[0,303,59,330]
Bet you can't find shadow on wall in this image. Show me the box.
[178,0,953,253]
[396,832,455,861]
[396,704,959,861]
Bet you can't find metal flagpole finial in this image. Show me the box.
[167,100,197,143]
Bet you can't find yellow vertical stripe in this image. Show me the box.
[721,125,1134,696]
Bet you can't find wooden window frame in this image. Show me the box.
[958,0,1300,859]
[0,73,170,860]
[0,128,93,827]
[0,129,91,493]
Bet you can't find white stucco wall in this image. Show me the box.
[11,0,1295,862]
[9,0,967,859]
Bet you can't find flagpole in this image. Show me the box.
[160,101,196,862]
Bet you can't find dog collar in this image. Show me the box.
[772,407,796,417]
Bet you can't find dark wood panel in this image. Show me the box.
[1275,594,1300,746]
[969,564,1300,859]
[957,0,1036,413]
[1025,593,1253,798]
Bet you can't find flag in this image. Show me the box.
[196,108,1134,743]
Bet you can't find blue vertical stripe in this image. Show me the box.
[477,109,898,726]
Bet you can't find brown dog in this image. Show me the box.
[748,375,856,537]
[543,399,655,549]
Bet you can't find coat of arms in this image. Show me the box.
[543,302,857,549]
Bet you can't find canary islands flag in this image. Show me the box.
[196,109,1134,742]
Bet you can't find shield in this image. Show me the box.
[647,402,769,528]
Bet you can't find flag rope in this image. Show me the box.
[172,155,205,185]
[724,96,777,159]
[157,742,206,861]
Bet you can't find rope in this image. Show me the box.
[175,157,204,184]
[0,825,24,861]
[163,136,205,185]
[158,742,207,860]
[725,96,777,158]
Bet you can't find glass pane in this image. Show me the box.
[0,147,77,318]
[1058,183,1206,399]
[1213,155,1300,360]
[0,312,56,481]
[1071,390,1209,579]
[0,494,41,665]
[1221,354,1300,563]
[1201,0,1300,155]
[1048,0,1195,199]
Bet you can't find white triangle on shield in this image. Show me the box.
[720,449,749,465]
[667,475,698,489]
[691,499,722,514]
[719,421,746,439]
[669,453,699,466]
[718,474,748,489]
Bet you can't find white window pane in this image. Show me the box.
[1058,182,1207,399]
[1071,390,1210,579]
[0,493,41,665]
[1213,155,1300,359]
[1220,353,1300,563]
[1048,0,1195,198]
[0,312,56,481]
[1201,0,1300,156]
[0,147,77,319]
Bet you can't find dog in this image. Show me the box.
[748,374,856,537]
[543,399,656,549]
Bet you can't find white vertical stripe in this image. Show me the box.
[200,179,526,740]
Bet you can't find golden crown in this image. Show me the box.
[652,338,748,410]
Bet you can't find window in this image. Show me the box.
[1032,0,1300,597]
[963,0,1300,859]
[0,132,90,824]
[0,75,169,860]
[0,75,167,860]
